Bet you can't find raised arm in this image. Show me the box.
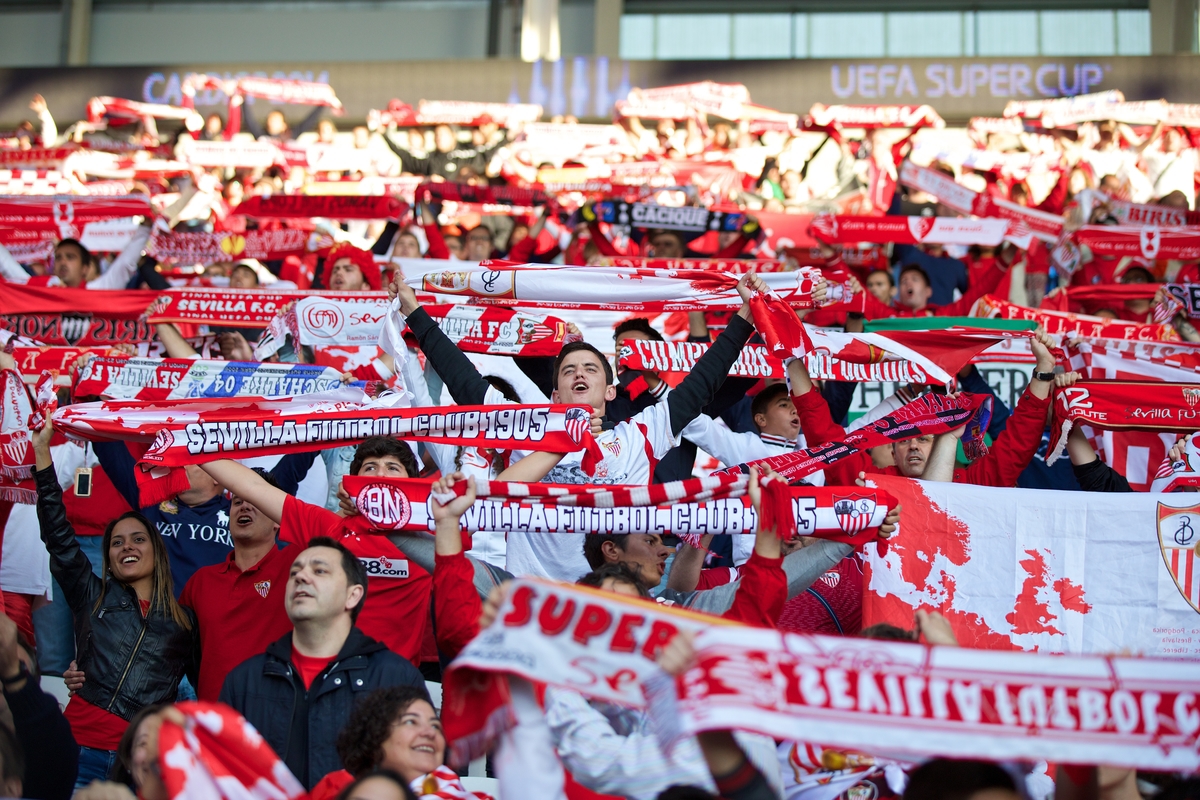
[197,459,288,522]
[429,472,486,659]
[0,242,31,284]
[87,223,152,290]
[390,277,492,405]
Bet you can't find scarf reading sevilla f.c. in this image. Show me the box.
[653,625,1200,771]
[1048,380,1200,465]
[716,392,993,484]
[0,370,36,503]
[341,473,897,548]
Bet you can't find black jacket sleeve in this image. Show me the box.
[666,314,754,437]
[269,451,320,495]
[383,134,431,176]
[92,440,141,510]
[35,465,101,614]
[513,356,556,399]
[137,255,171,290]
[406,306,493,405]
[6,678,77,800]
[1072,458,1133,493]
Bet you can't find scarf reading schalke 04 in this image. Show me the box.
[442,580,1200,772]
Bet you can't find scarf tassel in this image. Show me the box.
[757,472,796,541]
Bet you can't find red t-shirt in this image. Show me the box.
[291,649,336,690]
[63,696,129,750]
[179,544,295,701]
[280,496,431,663]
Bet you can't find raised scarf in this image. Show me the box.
[342,473,896,548]
[585,201,750,234]
[0,370,35,503]
[0,194,152,235]
[75,356,349,401]
[806,103,944,129]
[973,294,1178,341]
[1072,225,1200,261]
[146,288,388,328]
[148,228,311,263]
[597,256,791,273]
[1048,380,1200,465]
[714,391,993,484]
[1151,431,1200,494]
[231,194,407,220]
[1067,338,1200,383]
[651,625,1200,771]
[157,701,306,800]
[809,214,1009,246]
[419,181,552,207]
[1075,189,1200,228]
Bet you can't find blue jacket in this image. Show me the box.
[219,627,426,788]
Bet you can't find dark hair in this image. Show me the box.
[350,436,421,479]
[649,229,686,248]
[465,224,494,243]
[336,769,420,800]
[54,238,91,264]
[15,632,37,683]
[553,341,614,388]
[249,466,281,490]
[860,622,916,641]
[230,262,260,285]
[98,511,191,631]
[750,383,789,427]
[0,722,22,786]
[337,685,437,776]
[898,263,930,286]
[582,533,629,570]
[866,267,895,287]
[112,702,168,783]
[613,318,664,343]
[305,536,368,621]
[578,562,650,597]
[484,375,521,404]
[902,759,1016,800]
[657,787,719,800]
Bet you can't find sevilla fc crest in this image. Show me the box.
[907,216,936,242]
[253,580,271,599]
[833,494,876,535]
[564,407,589,445]
[1157,501,1200,613]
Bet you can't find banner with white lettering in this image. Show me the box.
[146,288,388,328]
[809,214,1009,246]
[665,624,1200,770]
[74,357,349,401]
[861,475,1200,657]
[586,201,749,234]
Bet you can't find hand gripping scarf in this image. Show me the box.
[715,392,993,485]
[1048,380,1200,465]
[1152,431,1200,496]
[156,701,306,800]
[342,473,897,548]
[53,386,601,505]
[647,625,1200,771]
[0,370,36,503]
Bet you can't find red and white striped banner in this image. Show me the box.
[809,214,1009,246]
[0,148,79,167]
[1067,338,1200,382]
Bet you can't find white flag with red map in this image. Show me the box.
[862,476,1200,656]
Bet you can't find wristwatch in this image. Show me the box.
[1032,370,1056,382]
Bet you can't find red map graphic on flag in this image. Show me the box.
[863,476,1092,651]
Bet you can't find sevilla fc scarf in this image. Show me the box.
[75,356,348,401]
[653,625,1200,771]
[157,701,306,800]
[443,578,739,765]
[420,181,552,207]
[806,103,944,130]
[585,201,750,235]
[597,256,791,273]
[255,300,577,360]
[1076,189,1200,228]
[0,147,79,167]
[231,194,408,220]
[1067,338,1200,383]
[408,263,820,312]
[1166,284,1200,318]
[146,288,388,328]
[0,228,57,264]
[1048,380,1200,465]
[715,392,993,484]
[148,228,311,263]
[343,473,896,547]
[1072,225,1200,261]
[974,295,1178,342]
[809,214,1009,246]
[0,370,35,503]
[0,195,152,236]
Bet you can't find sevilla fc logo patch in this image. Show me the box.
[564,407,589,445]
[907,216,936,242]
[253,580,271,599]
[833,494,876,535]
[1157,501,1200,613]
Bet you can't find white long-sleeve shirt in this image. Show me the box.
[0,224,150,290]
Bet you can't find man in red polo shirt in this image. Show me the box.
[196,438,430,664]
[178,470,294,701]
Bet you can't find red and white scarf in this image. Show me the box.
[146,288,389,328]
[806,103,944,130]
[157,701,306,800]
[255,300,577,360]
[342,473,896,548]
[1048,380,1200,465]
[1075,189,1200,228]
[149,228,312,263]
[74,356,348,401]
[0,370,35,503]
[185,74,342,109]
[597,256,791,273]
[1072,225,1200,261]
[809,214,1009,246]
[414,766,493,800]
[973,295,1179,341]
[0,194,151,237]
[715,392,993,484]
[1067,338,1200,383]
[655,625,1200,771]
[231,194,407,220]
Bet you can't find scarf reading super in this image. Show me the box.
[180,407,551,456]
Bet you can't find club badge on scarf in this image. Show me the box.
[656,625,1200,771]
[0,370,36,503]
[157,701,306,800]
[342,473,895,547]
[716,392,993,485]
[1048,380,1200,465]
[75,356,349,401]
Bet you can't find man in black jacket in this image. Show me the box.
[219,536,426,788]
